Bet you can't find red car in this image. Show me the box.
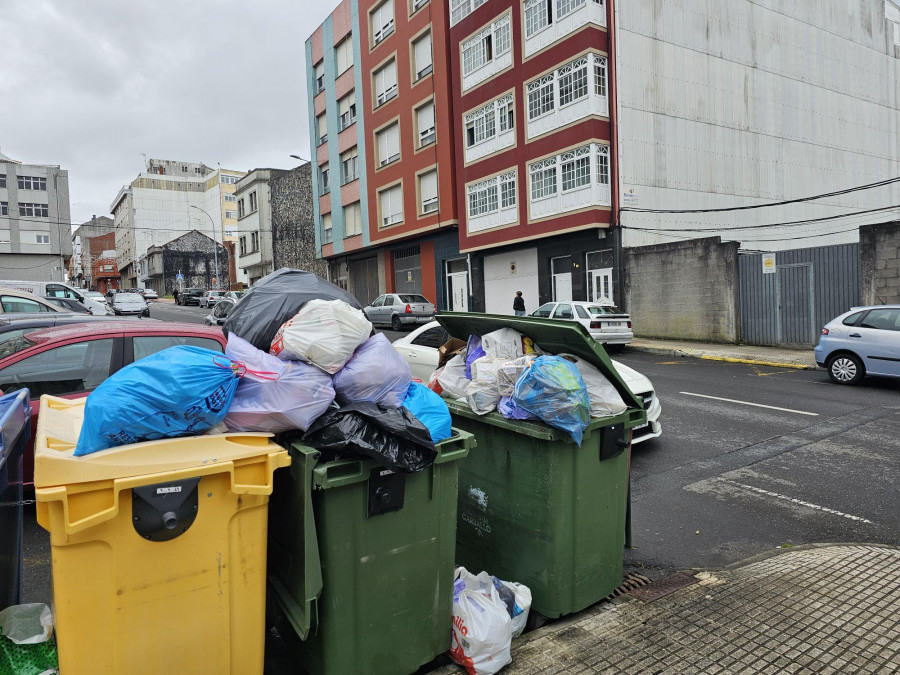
[0,321,227,486]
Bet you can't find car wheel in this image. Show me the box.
[391,315,402,332]
[827,353,864,385]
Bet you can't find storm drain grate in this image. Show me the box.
[625,572,700,603]
[604,572,654,601]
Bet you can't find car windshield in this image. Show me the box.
[587,305,621,316]
[209,291,223,296]
[398,294,429,303]
[114,293,143,303]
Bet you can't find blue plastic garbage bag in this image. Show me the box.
[497,396,537,421]
[333,333,412,408]
[464,334,485,379]
[512,355,590,445]
[402,381,452,443]
[75,346,241,456]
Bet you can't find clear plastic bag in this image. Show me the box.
[512,355,591,445]
[333,333,412,407]
[466,357,501,415]
[0,604,58,675]
[496,354,537,397]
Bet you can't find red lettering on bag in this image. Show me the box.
[452,614,468,636]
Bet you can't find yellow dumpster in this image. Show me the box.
[34,395,291,675]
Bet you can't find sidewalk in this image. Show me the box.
[436,544,900,674]
[626,337,818,369]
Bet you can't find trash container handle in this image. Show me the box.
[313,460,368,489]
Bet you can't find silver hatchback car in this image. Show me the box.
[814,305,900,384]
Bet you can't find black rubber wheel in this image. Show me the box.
[391,315,402,331]
[525,611,551,632]
[827,353,864,385]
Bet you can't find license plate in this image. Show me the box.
[417,316,431,322]
[603,322,622,329]
[633,421,648,431]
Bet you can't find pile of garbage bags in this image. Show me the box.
[75,270,453,472]
[431,327,627,445]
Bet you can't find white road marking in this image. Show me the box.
[679,392,819,416]
[720,479,873,524]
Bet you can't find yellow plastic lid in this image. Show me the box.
[34,395,289,488]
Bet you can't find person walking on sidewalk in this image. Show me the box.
[513,291,526,316]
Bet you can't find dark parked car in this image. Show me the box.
[177,288,205,306]
[43,296,92,314]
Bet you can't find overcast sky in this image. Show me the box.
[0,0,333,226]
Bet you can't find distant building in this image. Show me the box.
[271,164,328,280]
[0,148,73,281]
[145,230,230,296]
[88,232,119,294]
[71,215,114,289]
[235,169,281,285]
[110,158,245,289]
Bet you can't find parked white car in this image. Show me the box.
[392,322,661,444]
[531,300,633,351]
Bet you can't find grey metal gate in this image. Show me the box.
[393,245,422,295]
[739,244,859,348]
[349,257,379,306]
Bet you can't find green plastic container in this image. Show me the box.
[437,313,647,620]
[267,429,474,675]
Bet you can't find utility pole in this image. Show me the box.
[53,171,64,281]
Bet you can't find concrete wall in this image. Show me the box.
[859,220,900,305]
[624,236,740,342]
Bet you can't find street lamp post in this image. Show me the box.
[190,205,220,290]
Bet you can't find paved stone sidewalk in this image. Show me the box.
[437,545,900,674]
[627,338,818,369]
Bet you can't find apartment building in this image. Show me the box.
[235,169,280,285]
[306,0,461,308]
[110,158,246,289]
[71,215,114,288]
[0,149,73,281]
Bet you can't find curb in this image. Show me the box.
[627,344,817,370]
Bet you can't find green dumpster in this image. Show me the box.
[436,313,647,620]
[267,429,474,675]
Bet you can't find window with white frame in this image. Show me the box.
[498,96,514,132]
[524,0,552,36]
[529,159,557,200]
[500,175,516,207]
[467,179,498,217]
[18,203,49,218]
[451,0,488,26]
[528,144,611,214]
[558,56,588,106]
[596,147,609,187]
[239,236,247,256]
[377,122,400,166]
[594,57,607,97]
[525,53,608,137]
[374,59,398,106]
[380,184,403,226]
[0,202,6,216]
[320,163,330,195]
[314,61,325,93]
[465,93,514,148]
[0,175,5,188]
[338,91,357,130]
[17,176,47,191]
[341,148,359,183]
[461,15,511,77]
[527,74,554,120]
[344,202,362,236]
[372,0,395,45]
[224,210,237,219]
[419,170,438,214]
[34,234,50,244]
[322,213,333,244]
[238,198,245,219]
[249,191,257,212]
[224,193,236,202]
[335,37,353,75]
[413,31,433,80]
[561,149,590,191]
[466,172,517,232]
[416,101,436,147]
[317,113,328,145]
[251,231,259,251]
[412,0,429,12]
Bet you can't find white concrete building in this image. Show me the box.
[234,169,279,285]
[615,0,900,251]
[0,148,72,280]
[111,159,246,288]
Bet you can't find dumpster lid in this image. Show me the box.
[435,312,644,410]
[34,395,287,488]
[0,390,29,468]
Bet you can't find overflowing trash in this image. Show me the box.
[0,604,58,675]
[512,356,591,445]
[450,567,532,675]
[402,382,452,443]
[333,333,411,407]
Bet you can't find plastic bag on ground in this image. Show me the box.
[491,577,532,638]
[559,353,628,418]
[497,396,537,421]
[76,346,240,456]
[481,328,525,361]
[512,355,590,445]
[450,568,512,675]
[438,353,470,399]
[464,335,485,379]
[270,298,372,374]
[496,354,537,396]
[0,604,58,675]
[402,381,452,443]
[466,356,501,415]
[223,333,335,433]
[223,268,363,352]
[333,333,411,407]
[303,401,437,472]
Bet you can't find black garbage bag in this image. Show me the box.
[303,402,438,472]
[223,268,363,352]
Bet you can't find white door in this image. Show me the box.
[448,271,468,312]
[551,256,573,302]
[483,248,539,315]
[588,268,614,303]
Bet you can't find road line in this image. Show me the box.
[699,355,812,370]
[679,392,819,416]
[720,480,873,524]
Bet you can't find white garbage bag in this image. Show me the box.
[466,356,501,415]
[269,299,372,374]
[450,568,513,675]
[480,328,525,361]
[560,353,628,417]
[438,353,470,399]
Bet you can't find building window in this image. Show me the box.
[344,202,363,236]
[238,198,245,219]
[419,170,438,214]
[416,101,436,147]
[341,148,359,184]
[239,236,247,256]
[372,0,395,45]
[224,193,236,202]
[376,122,401,167]
[529,158,557,200]
[527,74,555,119]
[596,148,609,186]
[528,144,611,215]
[316,113,328,145]
[463,93,515,162]
[35,234,50,244]
[380,184,403,226]
[0,202,6,216]
[335,36,354,75]
[338,91,357,130]
[315,61,325,93]
[374,59,398,106]
[249,191,257,212]
[220,174,240,184]
[451,0,488,26]
[462,15,511,77]
[500,177,516,207]
[17,176,47,191]
[224,210,237,219]
[0,175,5,188]
[558,56,588,106]
[524,0,552,36]
[18,203,50,218]
[465,171,517,232]
[251,231,259,252]
[561,151,590,191]
[557,0,586,18]
[526,53,608,137]
[412,0,429,13]
[413,31,433,80]
[322,213,333,244]
[319,164,330,195]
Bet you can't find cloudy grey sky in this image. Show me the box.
[0,0,333,226]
